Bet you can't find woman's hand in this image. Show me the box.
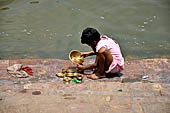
[81,52,90,58]
[76,64,85,72]
[81,51,95,58]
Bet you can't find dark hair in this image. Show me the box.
[81,27,101,44]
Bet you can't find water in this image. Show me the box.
[0,0,170,60]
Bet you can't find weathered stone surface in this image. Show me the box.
[0,58,170,113]
[0,60,9,70]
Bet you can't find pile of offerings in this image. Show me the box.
[7,64,33,78]
[56,69,84,84]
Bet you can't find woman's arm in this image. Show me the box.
[77,54,99,72]
[77,62,97,72]
[81,51,96,57]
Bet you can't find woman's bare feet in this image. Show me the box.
[87,74,105,80]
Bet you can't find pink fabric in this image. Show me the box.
[96,35,124,73]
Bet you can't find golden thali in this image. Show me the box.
[69,50,84,64]
[56,68,84,84]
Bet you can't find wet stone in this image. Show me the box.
[118,89,123,92]
[32,91,41,95]
[20,89,27,93]
[0,7,10,11]
[121,77,141,83]
[63,94,72,96]
[64,97,76,100]
[30,1,39,4]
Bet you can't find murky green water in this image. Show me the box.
[0,0,170,60]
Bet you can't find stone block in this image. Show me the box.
[9,59,40,65]
[0,60,9,70]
